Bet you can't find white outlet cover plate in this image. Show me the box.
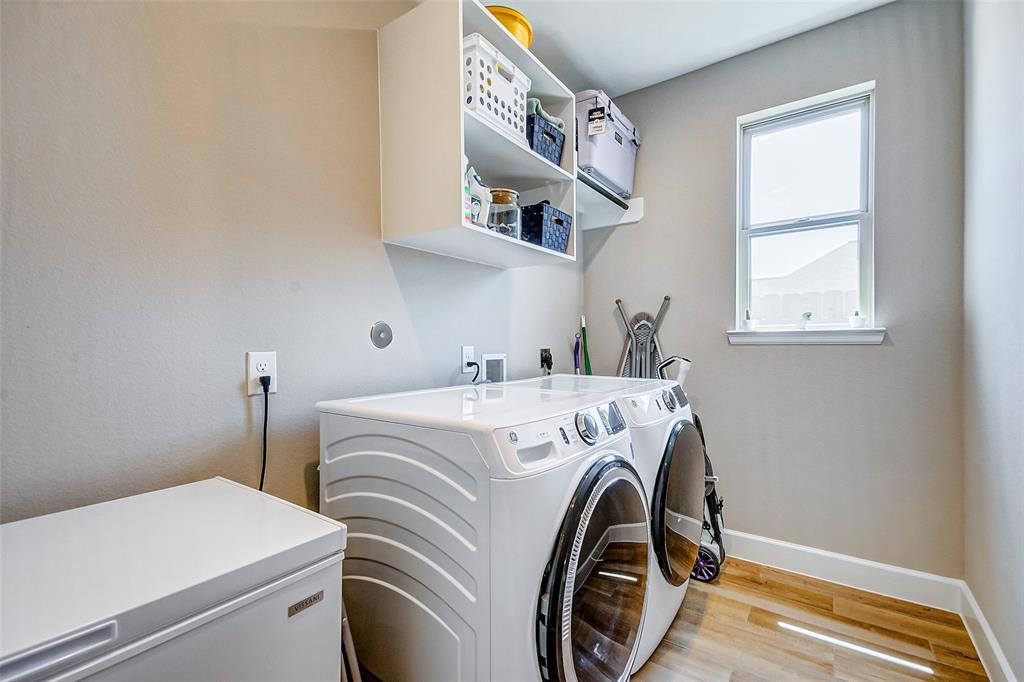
[461,345,475,374]
[246,351,278,396]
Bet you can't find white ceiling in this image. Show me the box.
[513,0,893,97]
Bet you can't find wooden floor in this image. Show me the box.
[634,558,987,681]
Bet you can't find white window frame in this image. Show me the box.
[730,81,885,345]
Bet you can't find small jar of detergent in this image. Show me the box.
[487,188,521,239]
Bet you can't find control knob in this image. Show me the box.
[575,412,599,445]
[663,389,678,411]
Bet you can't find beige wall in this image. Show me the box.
[1,0,994,598]
[0,1,583,522]
[584,0,965,576]
[964,0,1024,675]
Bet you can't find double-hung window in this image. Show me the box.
[733,82,881,343]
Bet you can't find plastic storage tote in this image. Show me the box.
[575,89,641,198]
[464,33,532,141]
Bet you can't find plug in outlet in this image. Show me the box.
[246,351,278,396]
[461,345,475,374]
[540,348,553,373]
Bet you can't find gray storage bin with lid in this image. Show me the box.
[575,89,641,198]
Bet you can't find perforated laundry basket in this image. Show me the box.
[464,33,531,140]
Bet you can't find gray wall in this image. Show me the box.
[0,1,583,521]
[964,0,1024,675]
[584,0,965,576]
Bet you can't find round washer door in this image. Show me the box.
[650,420,707,586]
[537,456,650,682]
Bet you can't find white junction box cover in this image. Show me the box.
[0,477,346,681]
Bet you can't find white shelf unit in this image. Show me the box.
[575,172,645,230]
[379,0,577,269]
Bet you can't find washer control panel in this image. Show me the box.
[495,401,627,471]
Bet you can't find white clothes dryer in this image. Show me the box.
[616,381,706,673]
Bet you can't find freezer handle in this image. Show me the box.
[0,621,118,682]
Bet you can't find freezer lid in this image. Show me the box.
[0,478,345,678]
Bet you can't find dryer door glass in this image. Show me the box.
[652,420,706,586]
[537,457,649,682]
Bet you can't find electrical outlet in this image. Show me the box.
[246,351,278,396]
[461,345,475,374]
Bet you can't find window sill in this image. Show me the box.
[726,327,887,345]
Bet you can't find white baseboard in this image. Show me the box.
[958,582,1018,682]
[723,529,1017,681]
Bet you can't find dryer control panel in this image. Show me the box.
[618,384,690,427]
[494,401,629,474]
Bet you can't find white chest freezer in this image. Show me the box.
[0,477,346,682]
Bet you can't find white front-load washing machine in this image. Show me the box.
[508,376,706,672]
[317,383,652,682]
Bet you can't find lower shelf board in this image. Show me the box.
[385,222,575,269]
[635,557,987,681]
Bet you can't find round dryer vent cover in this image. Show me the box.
[370,321,393,349]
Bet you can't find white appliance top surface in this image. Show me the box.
[317,382,614,429]
[0,477,346,661]
[505,374,672,395]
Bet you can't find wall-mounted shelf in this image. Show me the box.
[575,171,645,230]
[396,221,576,269]
[464,109,572,188]
[378,0,577,269]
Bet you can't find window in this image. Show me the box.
[734,82,879,341]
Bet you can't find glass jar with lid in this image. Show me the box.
[487,188,521,239]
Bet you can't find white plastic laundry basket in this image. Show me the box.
[464,33,531,141]
[575,89,641,198]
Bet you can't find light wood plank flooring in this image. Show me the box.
[634,558,986,681]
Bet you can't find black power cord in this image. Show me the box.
[258,375,272,491]
[466,360,480,383]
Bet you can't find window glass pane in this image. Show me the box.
[750,225,859,325]
[748,106,863,224]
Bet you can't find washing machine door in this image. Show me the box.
[650,419,707,586]
[537,455,650,682]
